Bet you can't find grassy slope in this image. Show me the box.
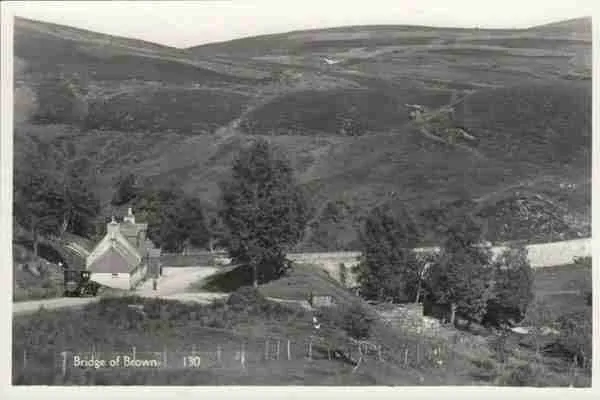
[529,261,592,317]
[12,294,455,385]
[187,260,591,386]
[13,17,592,252]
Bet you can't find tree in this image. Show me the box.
[14,134,100,244]
[57,163,100,238]
[13,166,65,258]
[484,245,534,328]
[159,195,209,252]
[207,213,227,252]
[426,212,494,327]
[112,173,140,206]
[134,188,209,253]
[219,139,308,287]
[354,204,422,302]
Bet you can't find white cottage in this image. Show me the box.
[86,208,160,290]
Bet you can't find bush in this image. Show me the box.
[495,363,537,386]
[321,301,374,340]
[468,355,498,381]
[555,309,592,369]
[227,286,267,311]
[585,291,592,306]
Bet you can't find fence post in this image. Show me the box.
[163,347,167,368]
[287,340,291,361]
[61,351,67,377]
[241,343,246,369]
[308,339,313,360]
[276,339,281,361]
[378,345,383,362]
[217,345,222,363]
[264,338,270,361]
[23,349,27,370]
[132,346,136,360]
[404,346,408,367]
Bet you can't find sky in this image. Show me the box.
[3,0,597,48]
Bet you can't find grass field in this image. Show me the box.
[12,293,464,385]
[13,257,592,386]
[529,259,592,317]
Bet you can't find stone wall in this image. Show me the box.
[377,303,443,337]
[288,238,591,285]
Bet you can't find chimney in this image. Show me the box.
[107,216,119,237]
[124,207,136,224]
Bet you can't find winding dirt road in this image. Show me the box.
[13,265,313,316]
[13,266,227,316]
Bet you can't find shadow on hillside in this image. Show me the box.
[201,264,286,292]
[200,265,252,292]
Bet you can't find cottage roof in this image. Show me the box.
[86,221,142,272]
[88,247,139,274]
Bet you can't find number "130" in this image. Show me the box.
[183,355,202,368]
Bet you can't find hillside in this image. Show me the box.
[13,16,592,251]
[11,292,476,385]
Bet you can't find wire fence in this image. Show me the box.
[14,332,456,380]
[13,332,590,386]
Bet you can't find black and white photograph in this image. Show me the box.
[1,0,595,389]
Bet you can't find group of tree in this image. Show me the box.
[14,136,100,257]
[115,181,210,254]
[354,201,535,329]
[354,204,422,303]
[109,138,309,276]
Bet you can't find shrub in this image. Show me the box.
[555,309,592,369]
[468,355,498,381]
[470,355,496,371]
[227,286,267,311]
[585,291,592,306]
[495,363,537,386]
[322,301,374,340]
